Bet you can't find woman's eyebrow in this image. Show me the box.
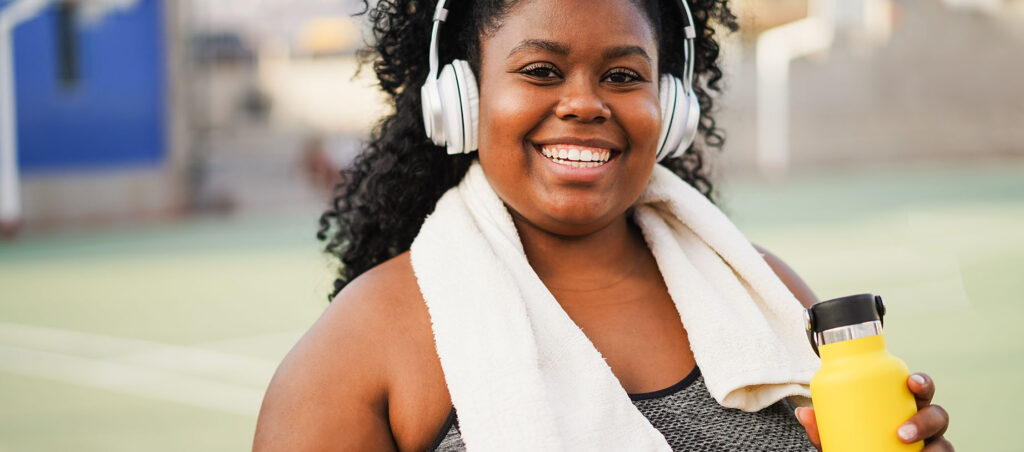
[506,40,651,64]
[507,39,570,59]
[603,45,651,63]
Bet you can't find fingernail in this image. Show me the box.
[794,407,803,418]
[911,374,927,386]
[898,423,917,442]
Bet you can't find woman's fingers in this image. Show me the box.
[794,407,822,450]
[898,404,950,444]
[907,373,935,410]
[800,374,951,450]
[922,437,955,451]
[799,399,951,450]
[903,372,950,447]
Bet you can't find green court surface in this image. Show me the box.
[2,159,1022,450]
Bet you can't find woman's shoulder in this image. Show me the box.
[254,252,447,451]
[752,244,819,309]
[345,251,422,300]
[277,250,426,390]
[329,251,426,333]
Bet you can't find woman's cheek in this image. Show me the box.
[617,94,662,155]
[483,87,554,143]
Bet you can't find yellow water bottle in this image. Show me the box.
[804,294,923,452]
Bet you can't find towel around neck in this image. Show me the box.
[409,161,819,451]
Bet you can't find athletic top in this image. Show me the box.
[429,367,816,451]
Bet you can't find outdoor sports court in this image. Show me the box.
[2,159,1022,451]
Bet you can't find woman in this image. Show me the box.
[254,0,952,450]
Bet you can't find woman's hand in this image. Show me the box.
[794,372,953,451]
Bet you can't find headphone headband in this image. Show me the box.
[427,0,449,80]
[427,0,697,95]
[678,1,697,94]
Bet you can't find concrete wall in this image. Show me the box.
[7,0,189,229]
[717,0,1024,174]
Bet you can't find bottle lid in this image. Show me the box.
[806,293,885,333]
[804,294,887,356]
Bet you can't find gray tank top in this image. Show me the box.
[429,367,816,451]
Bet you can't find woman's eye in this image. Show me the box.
[520,64,560,80]
[605,69,642,84]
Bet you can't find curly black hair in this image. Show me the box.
[318,0,738,299]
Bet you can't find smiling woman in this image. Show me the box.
[253,1,952,451]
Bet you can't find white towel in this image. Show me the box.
[410,161,820,451]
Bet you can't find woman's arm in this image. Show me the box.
[253,269,402,451]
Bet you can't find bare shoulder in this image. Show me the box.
[752,244,819,309]
[254,252,428,451]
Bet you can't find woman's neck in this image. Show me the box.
[512,211,649,293]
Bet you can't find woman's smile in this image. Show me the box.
[539,144,614,168]
[531,138,622,183]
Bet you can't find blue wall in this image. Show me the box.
[3,0,166,172]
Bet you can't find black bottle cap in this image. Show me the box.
[807,293,885,333]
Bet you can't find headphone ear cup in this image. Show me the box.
[679,87,701,156]
[656,75,683,161]
[437,64,464,153]
[421,80,445,147]
[453,60,479,153]
[656,74,701,161]
[437,60,479,154]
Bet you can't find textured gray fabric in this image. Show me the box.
[431,369,815,451]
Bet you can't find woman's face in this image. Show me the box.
[475,0,661,237]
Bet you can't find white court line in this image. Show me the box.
[195,330,304,354]
[0,322,282,387]
[0,322,159,356]
[118,346,279,389]
[0,322,302,416]
[0,344,263,416]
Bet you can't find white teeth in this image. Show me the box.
[539,144,613,168]
[544,157,608,168]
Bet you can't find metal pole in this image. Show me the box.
[1,0,55,230]
[755,0,836,176]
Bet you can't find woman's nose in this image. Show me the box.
[554,77,610,123]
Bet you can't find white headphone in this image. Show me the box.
[421,0,700,161]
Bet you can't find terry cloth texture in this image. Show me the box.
[409,161,820,452]
[431,368,817,451]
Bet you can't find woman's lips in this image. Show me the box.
[537,144,615,168]
[530,142,621,183]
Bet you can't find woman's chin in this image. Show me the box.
[510,204,626,239]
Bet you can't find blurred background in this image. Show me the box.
[0,0,1021,449]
